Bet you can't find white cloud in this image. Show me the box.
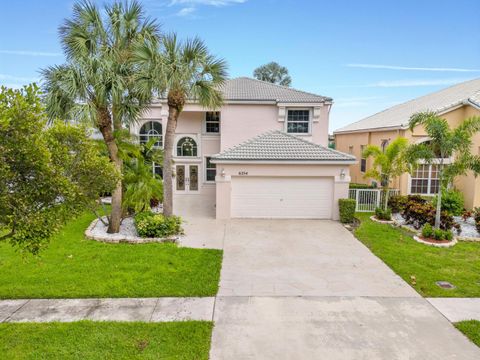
[334,96,382,108]
[0,74,39,83]
[0,50,62,57]
[366,78,469,88]
[176,6,196,16]
[347,63,480,72]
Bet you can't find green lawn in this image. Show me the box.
[0,321,212,359]
[455,320,480,348]
[0,212,222,299]
[355,213,480,297]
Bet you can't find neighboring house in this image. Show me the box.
[334,78,480,209]
[131,77,355,220]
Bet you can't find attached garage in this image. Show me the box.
[212,131,356,220]
[231,176,333,219]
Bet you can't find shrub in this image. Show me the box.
[339,198,356,223]
[375,207,392,221]
[402,198,454,230]
[388,195,408,213]
[421,223,433,238]
[433,189,464,216]
[134,212,183,238]
[462,210,472,222]
[349,183,377,189]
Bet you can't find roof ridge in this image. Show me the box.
[280,131,356,158]
[231,77,332,101]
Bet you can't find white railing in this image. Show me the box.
[348,188,400,212]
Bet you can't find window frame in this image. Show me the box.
[204,156,216,183]
[409,164,440,195]
[204,111,221,134]
[139,121,163,148]
[286,108,311,135]
[360,145,366,173]
[176,137,198,157]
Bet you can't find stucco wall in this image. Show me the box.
[215,163,351,220]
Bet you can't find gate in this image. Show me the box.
[348,189,400,212]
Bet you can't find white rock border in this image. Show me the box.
[413,235,457,248]
[370,215,395,224]
[455,235,480,242]
[85,218,178,244]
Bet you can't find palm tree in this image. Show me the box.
[406,112,480,228]
[362,137,409,210]
[42,1,160,233]
[135,34,228,216]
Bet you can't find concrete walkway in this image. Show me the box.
[209,219,480,359]
[0,297,214,323]
[427,298,480,322]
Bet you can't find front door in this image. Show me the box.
[176,164,199,193]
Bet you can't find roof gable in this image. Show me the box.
[334,78,480,134]
[212,130,355,162]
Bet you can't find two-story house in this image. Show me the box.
[131,77,355,220]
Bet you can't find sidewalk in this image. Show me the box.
[427,298,480,322]
[0,297,214,323]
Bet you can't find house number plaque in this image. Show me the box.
[238,171,248,175]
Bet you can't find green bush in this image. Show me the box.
[134,212,183,238]
[388,195,408,213]
[375,207,392,221]
[433,189,464,216]
[349,183,377,189]
[339,199,356,223]
[421,223,433,238]
[402,197,454,230]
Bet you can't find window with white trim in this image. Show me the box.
[205,112,220,133]
[287,109,310,134]
[360,145,366,172]
[410,164,439,195]
[177,137,198,157]
[139,121,162,148]
[205,157,216,182]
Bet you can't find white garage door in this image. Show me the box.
[231,176,333,219]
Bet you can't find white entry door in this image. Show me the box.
[176,164,199,193]
[231,176,333,219]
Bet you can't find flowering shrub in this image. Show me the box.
[134,211,183,238]
[402,198,454,230]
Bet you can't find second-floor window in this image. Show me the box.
[205,112,220,133]
[287,109,310,134]
[177,137,198,157]
[360,145,366,172]
[140,121,162,148]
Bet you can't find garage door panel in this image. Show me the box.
[231,177,333,219]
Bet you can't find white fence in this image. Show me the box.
[348,188,400,212]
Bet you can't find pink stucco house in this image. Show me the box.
[131,77,355,220]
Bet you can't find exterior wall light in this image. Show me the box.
[340,168,346,179]
[221,168,226,177]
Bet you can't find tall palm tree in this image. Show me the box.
[363,137,409,210]
[42,1,160,233]
[135,34,228,216]
[406,112,480,228]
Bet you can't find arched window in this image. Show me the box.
[177,137,198,157]
[139,121,162,148]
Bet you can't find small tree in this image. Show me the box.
[253,61,292,87]
[406,111,480,228]
[0,85,118,254]
[362,137,409,210]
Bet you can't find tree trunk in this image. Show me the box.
[383,186,389,211]
[98,109,123,233]
[162,106,180,217]
[435,167,443,229]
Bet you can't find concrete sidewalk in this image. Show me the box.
[0,297,214,323]
[427,298,480,322]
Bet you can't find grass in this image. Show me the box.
[455,320,480,348]
[0,321,212,359]
[355,213,480,297]
[0,212,222,299]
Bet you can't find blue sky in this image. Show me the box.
[1,0,479,131]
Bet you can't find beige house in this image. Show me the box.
[334,78,480,209]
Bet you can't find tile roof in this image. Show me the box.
[212,130,356,162]
[334,78,480,134]
[220,77,331,103]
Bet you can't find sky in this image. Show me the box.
[1,0,479,131]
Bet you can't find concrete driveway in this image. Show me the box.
[209,219,480,359]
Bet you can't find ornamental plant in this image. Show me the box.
[134,212,183,238]
[339,198,356,223]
